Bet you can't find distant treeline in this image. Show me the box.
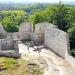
[0,3,48,14]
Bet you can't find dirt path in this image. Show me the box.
[18,42,75,75]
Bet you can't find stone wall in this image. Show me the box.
[0,23,7,39]
[32,22,56,44]
[12,32,19,40]
[0,22,71,59]
[0,40,1,50]
[44,26,68,58]
[1,38,14,50]
[19,22,33,41]
[0,33,18,50]
[0,50,20,58]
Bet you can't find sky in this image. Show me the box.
[0,0,75,3]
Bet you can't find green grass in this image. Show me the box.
[0,57,43,75]
[0,57,18,69]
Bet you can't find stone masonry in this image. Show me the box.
[44,26,68,58]
[0,22,71,60]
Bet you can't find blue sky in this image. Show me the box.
[0,0,75,3]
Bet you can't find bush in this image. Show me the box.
[71,49,75,57]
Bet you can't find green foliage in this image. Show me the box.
[2,16,18,32]
[29,12,45,25]
[71,49,75,57]
[0,57,18,69]
[0,58,43,75]
[29,11,46,29]
[29,6,54,25]
[42,6,55,23]
[68,22,75,49]
[0,10,25,32]
[29,2,72,32]
[53,2,71,31]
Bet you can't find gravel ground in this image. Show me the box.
[18,42,75,75]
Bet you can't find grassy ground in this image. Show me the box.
[0,57,43,75]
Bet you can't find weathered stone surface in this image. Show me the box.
[44,27,68,58]
[32,22,57,44]
[0,40,1,50]
[0,50,20,58]
[0,23,7,39]
[13,40,18,50]
[0,24,5,33]
[19,22,33,40]
[7,33,12,39]
[1,38,14,50]
[12,32,19,40]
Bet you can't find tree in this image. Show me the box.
[29,12,45,25]
[29,6,55,25]
[68,22,75,49]
[2,16,18,32]
[0,10,25,32]
[53,2,71,32]
[42,6,55,23]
